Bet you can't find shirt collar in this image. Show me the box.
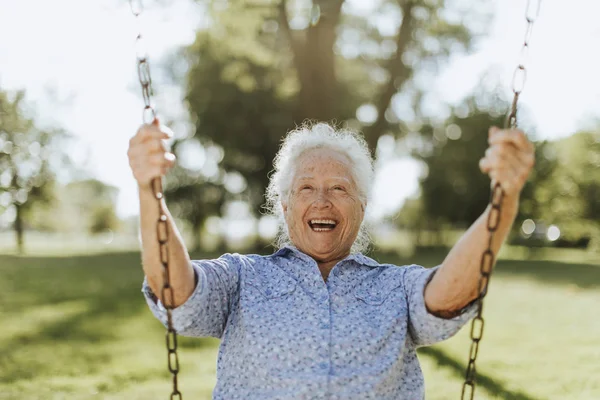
[274,245,380,268]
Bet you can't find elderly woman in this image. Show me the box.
[127,122,534,399]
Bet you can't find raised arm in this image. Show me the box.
[128,120,195,307]
[424,127,535,315]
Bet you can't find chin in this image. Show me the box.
[307,245,340,259]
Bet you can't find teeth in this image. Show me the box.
[309,219,336,232]
[310,219,336,225]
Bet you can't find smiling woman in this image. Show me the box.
[129,118,535,399]
[265,123,373,271]
[282,147,366,280]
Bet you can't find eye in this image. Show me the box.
[333,185,346,191]
[300,185,313,191]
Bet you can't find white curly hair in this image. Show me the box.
[265,122,375,253]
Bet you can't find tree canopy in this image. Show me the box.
[163,0,490,235]
[0,89,70,253]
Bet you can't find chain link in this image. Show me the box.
[506,0,541,129]
[129,2,182,398]
[461,1,541,398]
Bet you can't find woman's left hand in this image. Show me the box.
[479,126,535,200]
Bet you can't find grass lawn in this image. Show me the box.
[1,247,599,399]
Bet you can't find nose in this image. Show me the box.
[312,189,332,209]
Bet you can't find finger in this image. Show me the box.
[131,122,173,145]
[489,127,532,152]
[481,150,522,180]
[487,139,535,167]
[489,129,533,153]
[129,147,175,176]
[143,138,168,154]
[479,156,520,178]
[485,144,523,168]
[491,144,535,181]
[131,155,175,184]
[488,125,500,139]
[128,141,161,166]
[165,152,176,166]
[479,157,491,173]
[490,153,532,193]
[486,143,535,176]
[148,152,176,167]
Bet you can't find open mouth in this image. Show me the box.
[308,219,338,232]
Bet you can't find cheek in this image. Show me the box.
[352,213,363,229]
[353,203,365,227]
[285,211,297,230]
[285,200,305,228]
[341,200,364,229]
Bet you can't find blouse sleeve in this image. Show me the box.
[141,253,241,339]
[403,265,478,347]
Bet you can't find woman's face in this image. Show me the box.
[282,148,365,264]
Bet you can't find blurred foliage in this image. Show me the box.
[415,101,507,227]
[528,130,600,249]
[162,0,490,229]
[0,89,121,250]
[396,95,600,250]
[20,179,121,236]
[0,89,70,253]
[165,157,226,250]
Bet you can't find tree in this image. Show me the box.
[0,89,69,254]
[64,179,120,234]
[164,158,227,250]
[411,96,556,229]
[414,104,505,227]
[167,0,488,226]
[530,130,600,248]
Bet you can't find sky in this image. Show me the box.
[0,0,599,221]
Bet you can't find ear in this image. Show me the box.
[281,201,288,214]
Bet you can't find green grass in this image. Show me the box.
[1,247,599,399]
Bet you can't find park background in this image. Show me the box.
[0,0,599,399]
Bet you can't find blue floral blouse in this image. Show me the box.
[142,245,476,399]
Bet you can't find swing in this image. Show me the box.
[461,1,541,398]
[129,1,181,399]
[127,1,543,399]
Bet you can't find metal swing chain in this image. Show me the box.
[129,1,182,399]
[460,1,541,399]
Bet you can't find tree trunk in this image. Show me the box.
[364,1,416,153]
[192,221,202,253]
[280,0,344,122]
[14,203,24,254]
[280,0,419,153]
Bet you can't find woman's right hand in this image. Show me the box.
[127,120,176,190]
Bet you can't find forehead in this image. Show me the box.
[293,148,353,178]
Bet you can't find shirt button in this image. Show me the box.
[319,362,328,371]
[320,323,330,329]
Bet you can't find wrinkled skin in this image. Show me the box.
[282,148,365,279]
